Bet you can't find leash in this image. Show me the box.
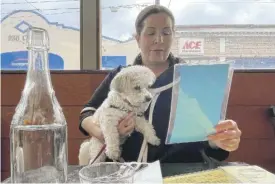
[90,79,180,164]
[137,79,179,163]
[89,144,106,165]
[89,144,125,164]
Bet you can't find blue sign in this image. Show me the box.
[1,51,64,70]
[102,56,126,69]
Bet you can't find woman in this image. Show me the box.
[79,5,241,163]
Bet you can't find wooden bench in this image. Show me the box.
[1,70,275,181]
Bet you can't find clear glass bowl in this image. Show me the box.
[79,162,135,183]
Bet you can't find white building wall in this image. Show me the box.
[102,39,140,65]
[2,11,275,70]
[1,11,80,70]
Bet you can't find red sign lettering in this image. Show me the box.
[183,41,201,50]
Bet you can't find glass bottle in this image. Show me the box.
[10,27,68,183]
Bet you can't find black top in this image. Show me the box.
[79,60,229,163]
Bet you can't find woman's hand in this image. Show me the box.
[82,112,135,143]
[117,112,136,136]
[207,119,242,152]
[81,116,105,142]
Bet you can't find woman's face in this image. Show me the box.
[136,12,174,65]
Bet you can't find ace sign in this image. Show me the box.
[178,38,204,56]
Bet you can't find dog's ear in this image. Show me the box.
[148,72,156,88]
[110,74,124,93]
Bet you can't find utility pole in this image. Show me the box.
[155,0,160,5]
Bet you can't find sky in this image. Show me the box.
[1,0,275,41]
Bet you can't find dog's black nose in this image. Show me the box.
[145,96,152,102]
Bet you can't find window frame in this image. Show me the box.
[80,0,101,70]
[81,0,160,70]
[83,0,275,71]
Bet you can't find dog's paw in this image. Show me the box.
[105,147,121,161]
[147,136,161,146]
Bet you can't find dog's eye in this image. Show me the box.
[134,86,141,91]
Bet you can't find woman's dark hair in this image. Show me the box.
[135,5,175,35]
[133,5,179,66]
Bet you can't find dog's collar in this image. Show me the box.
[116,92,140,108]
[109,105,144,117]
[123,98,140,108]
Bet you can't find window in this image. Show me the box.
[160,0,275,69]
[1,0,80,70]
[100,0,155,70]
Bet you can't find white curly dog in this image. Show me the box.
[78,65,161,165]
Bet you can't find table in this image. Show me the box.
[2,162,247,183]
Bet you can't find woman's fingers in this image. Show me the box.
[118,112,136,136]
[208,130,240,141]
[215,120,237,132]
[216,138,240,152]
[119,112,134,126]
[207,119,241,152]
[124,119,135,134]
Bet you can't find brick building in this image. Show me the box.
[173,25,275,68]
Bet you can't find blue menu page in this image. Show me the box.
[166,64,231,144]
